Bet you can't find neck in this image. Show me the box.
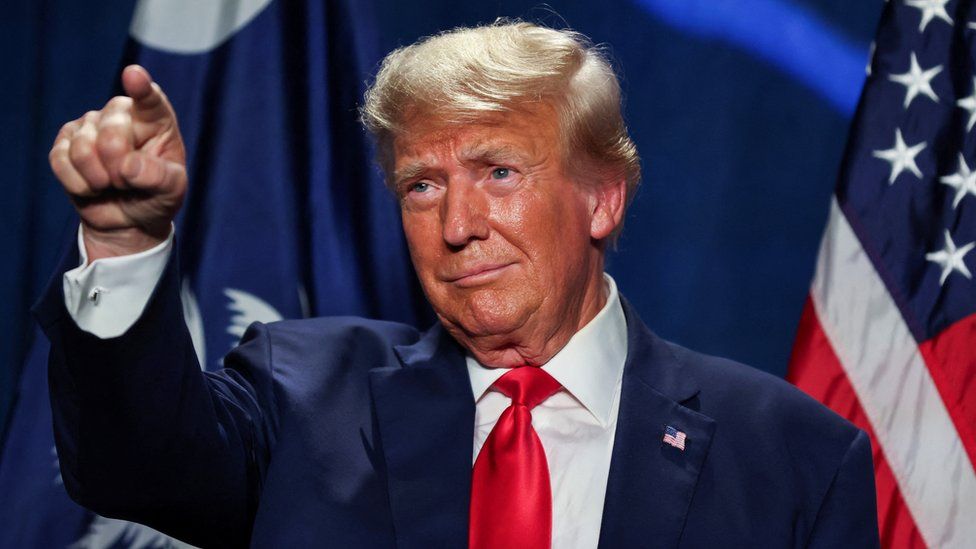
[451,267,609,368]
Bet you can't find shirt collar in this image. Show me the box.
[465,274,628,427]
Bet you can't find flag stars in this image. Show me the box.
[889,53,943,108]
[926,230,975,285]
[905,0,954,32]
[940,153,976,208]
[873,129,927,183]
[956,78,976,132]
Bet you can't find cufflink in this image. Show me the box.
[87,286,107,305]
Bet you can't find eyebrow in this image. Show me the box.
[393,142,532,187]
[393,163,429,187]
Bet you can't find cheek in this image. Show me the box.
[488,190,551,250]
[494,187,589,258]
[402,214,441,273]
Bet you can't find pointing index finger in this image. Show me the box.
[121,65,168,122]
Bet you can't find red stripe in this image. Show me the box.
[787,298,926,549]
[918,313,976,471]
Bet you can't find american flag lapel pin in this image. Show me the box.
[663,425,687,451]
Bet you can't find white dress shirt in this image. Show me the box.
[64,229,629,549]
[467,275,628,549]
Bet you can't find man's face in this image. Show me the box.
[392,104,620,365]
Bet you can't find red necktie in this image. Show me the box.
[469,366,562,549]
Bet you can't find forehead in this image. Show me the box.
[391,104,562,169]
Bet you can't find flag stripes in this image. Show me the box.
[789,300,926,548]
[793,198,976,548]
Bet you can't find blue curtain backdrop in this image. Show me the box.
[1,0,884,517]
[2,0,884,422]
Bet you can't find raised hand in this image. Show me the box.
[49,65,187,262]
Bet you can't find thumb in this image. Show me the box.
[121,151,186,194]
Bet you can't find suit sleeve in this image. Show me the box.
[36,239,278,549]
[805,430,881,549]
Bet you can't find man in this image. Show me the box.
[40,22,879,548]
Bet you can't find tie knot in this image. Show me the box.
[492,366,561,409]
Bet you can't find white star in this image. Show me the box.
[889,52,943,108]
[906,0,954,32]
[873,129,927,183]
[957,78,976,131]
[926,230,975,285]
[940,153,976,208]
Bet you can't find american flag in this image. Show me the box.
[662,425,687,451]
[788,1,976,547]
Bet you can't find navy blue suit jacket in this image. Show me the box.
[35,246,880,548]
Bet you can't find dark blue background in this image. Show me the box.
[0,0,884,431]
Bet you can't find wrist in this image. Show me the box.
[82,224,170,262]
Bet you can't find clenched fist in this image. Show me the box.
[49,65,187,262]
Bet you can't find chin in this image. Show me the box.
[441,288,535,338]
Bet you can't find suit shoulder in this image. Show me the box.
[265,315,420,343]
[666,343,870,515]
[246,316,421,370]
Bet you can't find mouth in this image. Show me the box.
[444,262,516,287]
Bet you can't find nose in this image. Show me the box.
[441,182,489,247]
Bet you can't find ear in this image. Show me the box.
[588,178,627,240]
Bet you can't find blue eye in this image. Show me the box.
[411,182,430,193]
[490,167,510,180]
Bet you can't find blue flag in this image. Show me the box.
[0,0,429,546]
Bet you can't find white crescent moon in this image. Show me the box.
[130,0,274,54]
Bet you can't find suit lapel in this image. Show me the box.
[369,324,474,549]
[598,301,716,548]
[369,300,715,548]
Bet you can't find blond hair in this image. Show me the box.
[361,21,641,228]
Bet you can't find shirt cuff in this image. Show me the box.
[62,225,175,338]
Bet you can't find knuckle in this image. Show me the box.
[48,144,66,167]
[49,152,67,176]
[104,95,132,110]
[50,159,83,194]
[95,129,128,156]
[58,120,77,137]
[68,138,96,164]
[99,109,128,125]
